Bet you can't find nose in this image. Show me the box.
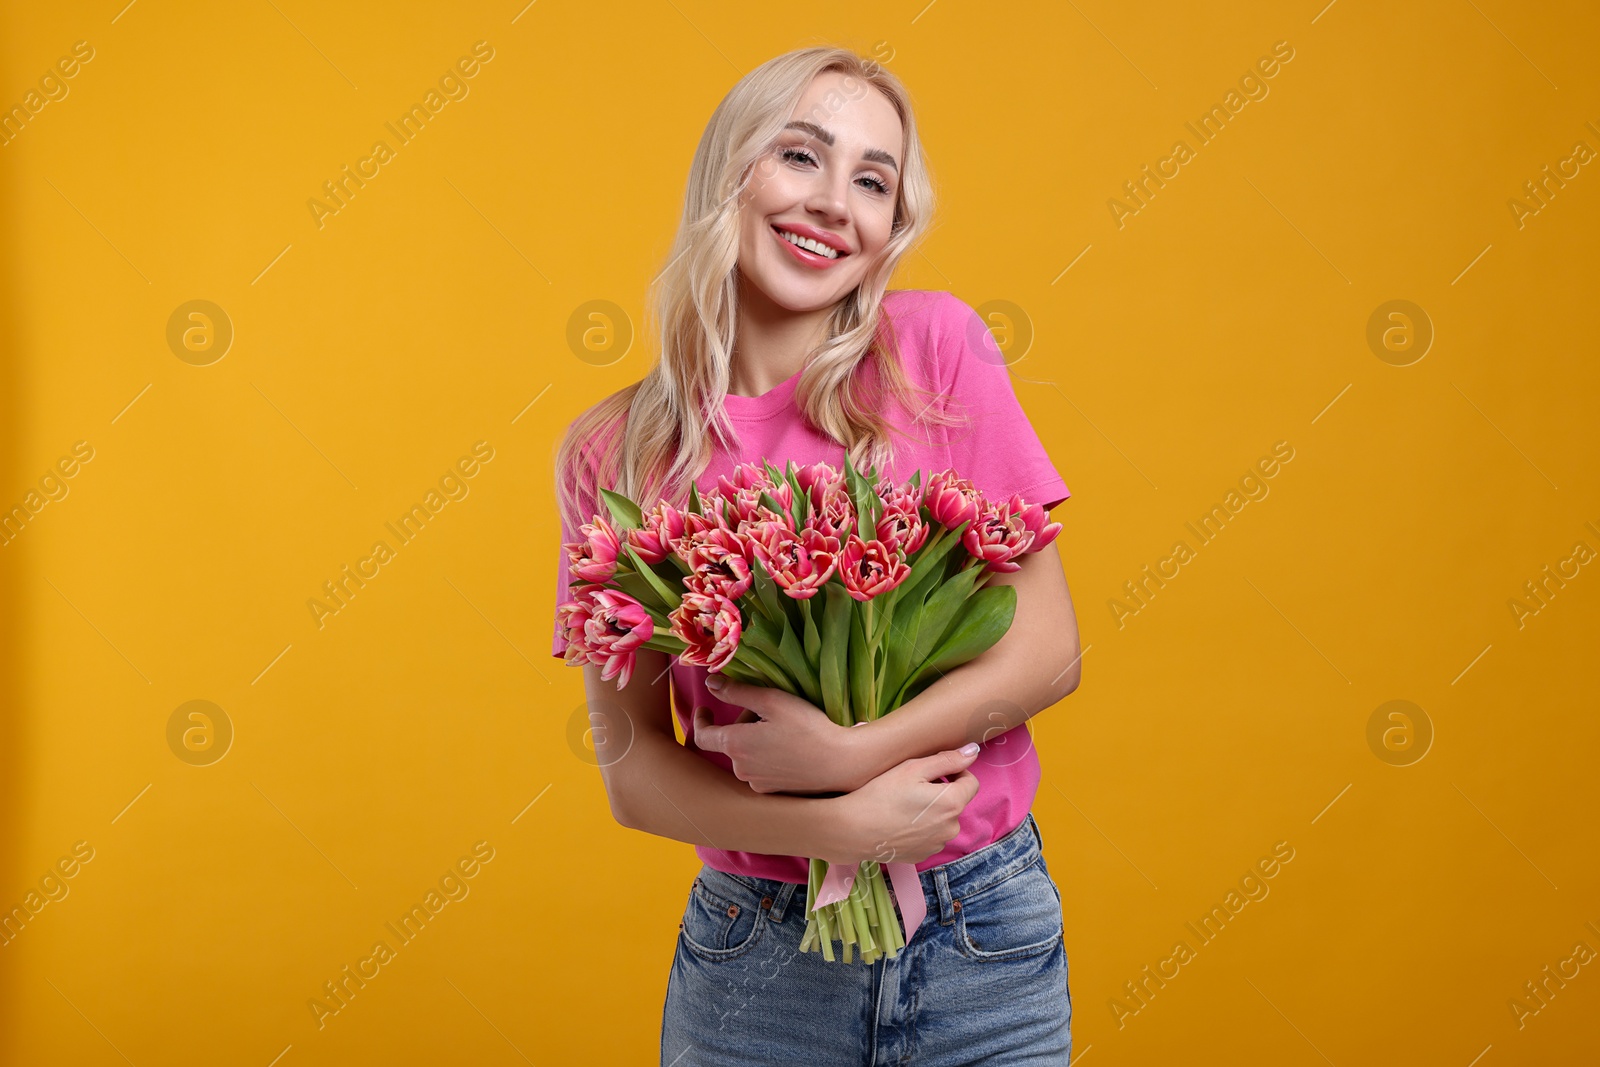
[804,165,851,226]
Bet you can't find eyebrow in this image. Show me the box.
[783,120,899,173]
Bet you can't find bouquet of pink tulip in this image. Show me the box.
[557,455,1061,963]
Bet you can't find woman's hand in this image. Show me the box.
[818,745,983,867]
[691,676,878,795]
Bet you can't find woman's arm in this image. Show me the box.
[694,540,1082,793]
[584,648,861,864]
[586,647,983,866]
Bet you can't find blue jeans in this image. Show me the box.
[661,811,1071,1066]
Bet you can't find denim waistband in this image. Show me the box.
[698,811,1046,929]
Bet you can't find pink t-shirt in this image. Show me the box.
[552,288,1071,884]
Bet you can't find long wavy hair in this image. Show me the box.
[554,46,964,539]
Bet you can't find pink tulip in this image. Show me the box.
[557,586,654,688]
[628,501,687,564]
[682,528,755,600]
[752,527,840,599]
[961,498,1038,573]
[670,590,743,672]
[1002,493,1063,554]
[807,482,857,541]
[924,470,984,531]
[793,461,842,497]
[875,483,929,556]
[565,513,623,583]
[839,535,911,601]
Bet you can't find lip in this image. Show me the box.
[771,223,850,269]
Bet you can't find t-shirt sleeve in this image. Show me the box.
[931,292,1071,511]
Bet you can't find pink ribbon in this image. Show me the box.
[811,859,926,949]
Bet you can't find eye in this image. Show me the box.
[780,143,896,195]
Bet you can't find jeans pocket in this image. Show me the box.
[954,858,1064,962]
[679,871,767,963]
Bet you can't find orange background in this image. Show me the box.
[2,1,1597,1063]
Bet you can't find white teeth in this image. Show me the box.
[777,228,840,259]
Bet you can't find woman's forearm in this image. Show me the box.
[616,727,859,865]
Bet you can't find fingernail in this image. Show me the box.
[959,742,979,756]
[705,675,725,690]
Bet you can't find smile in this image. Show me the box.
[772,225,848,266]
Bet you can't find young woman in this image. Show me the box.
[553,46,1082,1066]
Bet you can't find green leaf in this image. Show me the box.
[612,570,667,611]
[688,482,703,515]
[785,460,810,529]
[896,585,1017,706]
[819,583,853,726]
[600,488,643,531]
[624,545,681,609]
[758,489,790,525]
[778,623,822,705]
[801,595,822,664]
[902,564,984,678]
[848,595,873,723]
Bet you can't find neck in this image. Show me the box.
[728,277,834,397]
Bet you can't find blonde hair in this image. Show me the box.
[555,46,962,538]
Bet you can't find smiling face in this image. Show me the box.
[735,70,905,314]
